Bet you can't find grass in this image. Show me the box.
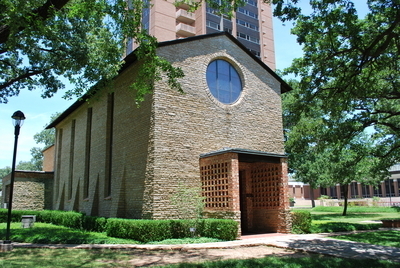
[156,257,400,268]
[333,230,400,248]
[1,249,399,268]
[0,222,221,245]
[0,222,140,244]
[298,206,400,233]
[1,207,399,267]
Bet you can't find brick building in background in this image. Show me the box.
[46,32,292,234]
[126,0,276,69]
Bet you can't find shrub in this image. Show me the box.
[106,219,172,243]
[291,210,312,234]
[106,218,238,242]
[312,222,381,233]
[1,209,238,243]
[199,219,238,241]
[83,216,108,232]
[0,209,40,222]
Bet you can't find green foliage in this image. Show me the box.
[170,184,205,220]
[198,219,239,241]
[312,222,381,233]
[14,160,38,171]
[0,209,85,229]
[291,210,312,234]
[106,218,173,243]
[83,215,108,232]
[106,218,238,242]
[0,166,11,188]
[0,209,238,242]
[0,0,187,104]
[312,206,400,213]
[280,0,399,175]
[148,237,222,244]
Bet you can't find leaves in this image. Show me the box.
[281,0,399,164]
[0,0,187,104]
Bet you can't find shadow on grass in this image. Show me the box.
[161,256,400,268]
[0,225,138,244]
[334,230,400,248]
[2,248,399,268]
[0,227,96,244]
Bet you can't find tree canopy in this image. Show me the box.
[0,0,186,103]
[283,87,389,215]
[278,0,399,214]
[276,0,399,164]
[0,0,254,104]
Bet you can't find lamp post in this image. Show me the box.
[3,110,25,245]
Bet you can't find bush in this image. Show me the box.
[0,209,84,230]
[106,219,172,243]
[291,210,312,234]
[1,209,238,243]
[83,216,108,232]
[106,218,238,242]
[312,222,381,233]
[0,209,40,222]
[199,219,238,241]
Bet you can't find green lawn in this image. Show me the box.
[1,249,399,268]
[310,206,400,224]
[1,206,400,267]
[301,206,400,233]
[0,222,140,244]
[0,222,221,245]
[333,230,400,248]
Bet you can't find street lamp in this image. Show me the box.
[3,110,25,245]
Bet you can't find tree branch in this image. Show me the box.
[0,0,70,45]
[0,69,45,90]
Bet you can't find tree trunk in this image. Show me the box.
[341,184,349,216]
[310,187,316,208]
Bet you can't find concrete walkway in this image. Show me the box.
[11,229,400,263]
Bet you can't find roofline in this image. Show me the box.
[200,147,287,159]
[47,32,293,129]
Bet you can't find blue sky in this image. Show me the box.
[0,1,369,168]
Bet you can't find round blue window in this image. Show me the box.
[206,59,242,104]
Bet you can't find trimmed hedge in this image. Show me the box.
[0,209,238,242]
[106,218,239,242]
[291,210,312,234]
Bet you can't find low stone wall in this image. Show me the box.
[1,171,54,210]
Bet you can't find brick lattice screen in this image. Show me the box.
[251,163,281,209]
[201,162,231,209]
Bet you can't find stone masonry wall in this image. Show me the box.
[145,35,285,219]
[2,171,53,211]
[52,34,287,224]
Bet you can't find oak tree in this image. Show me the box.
[274,0,400,163]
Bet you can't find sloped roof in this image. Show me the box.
[47,32,292,129]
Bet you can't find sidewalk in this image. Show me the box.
[12,229,400,263]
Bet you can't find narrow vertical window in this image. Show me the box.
[105,93,114,197]
[84,108,92,199]
[68,120,76,200]
[55,129,63,198]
